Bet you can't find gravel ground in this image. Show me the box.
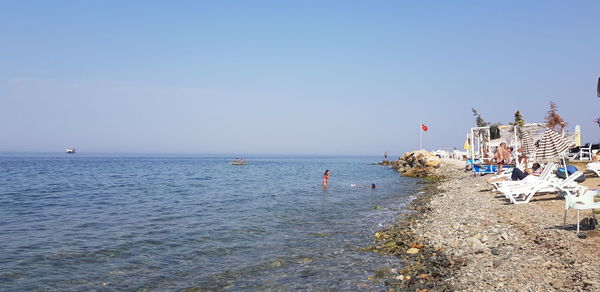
[413,165,600,291]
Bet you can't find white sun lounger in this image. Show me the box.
[492,162,556,190]
[587,162,600,177]
[502,171,585,204]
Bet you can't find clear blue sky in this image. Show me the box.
[1,1,599,155]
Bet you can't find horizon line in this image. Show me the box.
[0,151,399,157]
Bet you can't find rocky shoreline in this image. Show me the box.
[369,156,600,291]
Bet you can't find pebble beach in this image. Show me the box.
[370,159,600,291]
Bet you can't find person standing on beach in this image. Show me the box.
[384,152,388,159]
[322,169,330,190]
[495,142,510,174]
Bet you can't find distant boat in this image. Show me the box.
[65,148,76,154]
[229,159,247,165]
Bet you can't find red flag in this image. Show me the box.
[421,123,429,132]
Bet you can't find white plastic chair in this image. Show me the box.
[579,144,593,160]
[562,189,600,234]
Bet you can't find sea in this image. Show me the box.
[0,154,420,291]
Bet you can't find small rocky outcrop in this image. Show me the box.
[381,150,443,178]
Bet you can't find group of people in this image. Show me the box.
[487,141,545,182]
[493,142,533,175]
[322,169,375,190]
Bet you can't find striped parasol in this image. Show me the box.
[535,128,573,160]
[520,129,536,155]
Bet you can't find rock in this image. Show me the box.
[468,237,487,252]
[549,279,563,288]
[392,150,443,178]
[449,239,458,248]
[480,235,489,243]
[403,167,433,178]
[375,268,393,278]
[406,248,420,254]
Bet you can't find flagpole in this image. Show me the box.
[419,123,423,150]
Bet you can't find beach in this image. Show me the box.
[371,160,600,291]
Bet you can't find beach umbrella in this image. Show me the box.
[574,125,581,147]
[463,134,471,150]
[535,128,573,160]
[520,129,535,155]
[535,128,575,176]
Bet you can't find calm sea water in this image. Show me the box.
[0,154,419,291]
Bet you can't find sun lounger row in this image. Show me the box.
[487,161,600,235]
[489,162,586,204]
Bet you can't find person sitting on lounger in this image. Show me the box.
[517,146,528,166]
[487,163,542,183]
[510,162,542,180]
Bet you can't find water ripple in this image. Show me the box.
[0,155,417,290]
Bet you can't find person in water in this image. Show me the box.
[350,183,376,189]
[322,169,330,189]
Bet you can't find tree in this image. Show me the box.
[544,101,567,131]
[471,108,489,127]
[509,110,526,126]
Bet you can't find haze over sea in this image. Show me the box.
[0,153,418,290]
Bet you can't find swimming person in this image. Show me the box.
[322,169,330,190]
[350,183,376,189]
